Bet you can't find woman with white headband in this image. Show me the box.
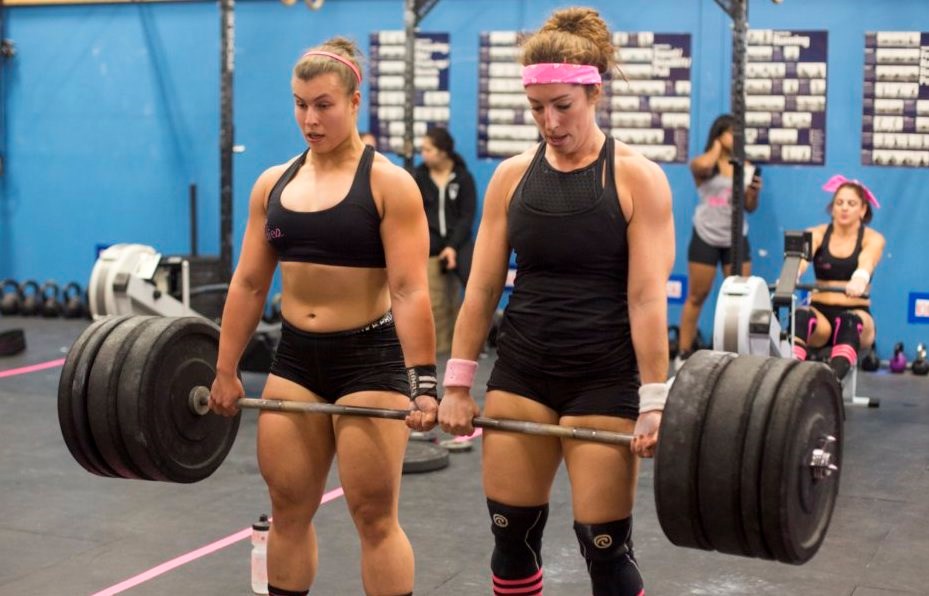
[793,175,885,380]
[208,37,437,596]
[436,7,673,595]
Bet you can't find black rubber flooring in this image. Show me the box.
[1,317,928,595]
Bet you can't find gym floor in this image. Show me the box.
[1,318,928,596]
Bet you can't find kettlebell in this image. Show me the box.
[1,278,21,315]
[912,343,929,376]
[40,280,62,318]
[889,342,907,373]
[18,280,41,316]
[62,282,86,319]
[668,325,680,359]
[860,344,881,372]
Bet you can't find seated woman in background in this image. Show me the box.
[794,175,885,380]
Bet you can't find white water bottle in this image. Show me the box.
[251,514,270,594]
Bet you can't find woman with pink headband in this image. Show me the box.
[435,7,673,596]
[793,175,885,380]
[208,37,437,596]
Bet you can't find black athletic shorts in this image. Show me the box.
[809,303,872,326]
[269,312,409,403]
[688,228,751,267]
[486,356,639,420]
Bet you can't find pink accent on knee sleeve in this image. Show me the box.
[493,569,543,595]
[832,317,841,346]
[443,358,478,388]
[831,343,859,365]
[807,316,817,340]
[793,345,808,361]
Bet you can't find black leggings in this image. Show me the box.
[269,312,409,402]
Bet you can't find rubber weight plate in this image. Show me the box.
[739,357,799,560]
[402,441,449,474]
[760,361,842,564]
[123,317,238,483]
[697,354,768,557]
[86,316,158,479]
[654,349,736,551]
[58,315,133,477]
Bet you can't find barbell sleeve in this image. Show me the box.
[190,387,634,446]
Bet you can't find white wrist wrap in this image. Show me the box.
[851,268,870,283]
[638,382,669,414]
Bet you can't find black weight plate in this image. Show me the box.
[697,354,767,557]
[739,357,799,560]
[117,317,179,481]
[760,361,842,564]
[402,441,449,474]
[58,315,133,477]
[86,316,158,479]
[129,317,238,483]
[654,350,736,551]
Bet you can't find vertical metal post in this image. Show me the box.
[402,0,416,172]
[189,183,198,257]
[219,0,235,282]
[729,0,748,274]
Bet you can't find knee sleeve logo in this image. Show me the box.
[593,534,613,549]
[492,514,509,528]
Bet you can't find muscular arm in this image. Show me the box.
[215,167,281,376]
[625,157,675,385]
[377,163,436,367]
[689,139,722,185]
[449,158,521,361]
[857,228,886,275]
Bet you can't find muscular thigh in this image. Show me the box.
[335,390,411,511]
[258,374,336,508]
[562,415,638,523]
[482,390,563,506]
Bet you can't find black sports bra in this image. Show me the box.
[813,224,864,282]
[264,146,386,268]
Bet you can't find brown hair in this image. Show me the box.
[294,37,363,94]
[827,182,873,224]
[519,7,619,86]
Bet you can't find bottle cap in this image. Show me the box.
[253,514,270,531]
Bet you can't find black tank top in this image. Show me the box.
[265,146,386,267]
[497,136,638,384]
[813,224,864,282]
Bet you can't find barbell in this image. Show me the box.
[58,315,844,565]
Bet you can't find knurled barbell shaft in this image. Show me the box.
[191,387,633,446]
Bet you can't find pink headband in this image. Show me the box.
[822,174,880,209]
[302,50,362,83]
[522,63,602,86]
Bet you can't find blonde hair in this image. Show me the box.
[294,37,363,94]
[520,7,619,78]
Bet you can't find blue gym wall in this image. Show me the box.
[1,0,927,354]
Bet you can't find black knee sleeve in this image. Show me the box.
[487,499,547,585]
[794,308,817,344]
[574,517,644,596]
[830,311,863,379]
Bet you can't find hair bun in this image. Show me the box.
[549,8,597,34]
